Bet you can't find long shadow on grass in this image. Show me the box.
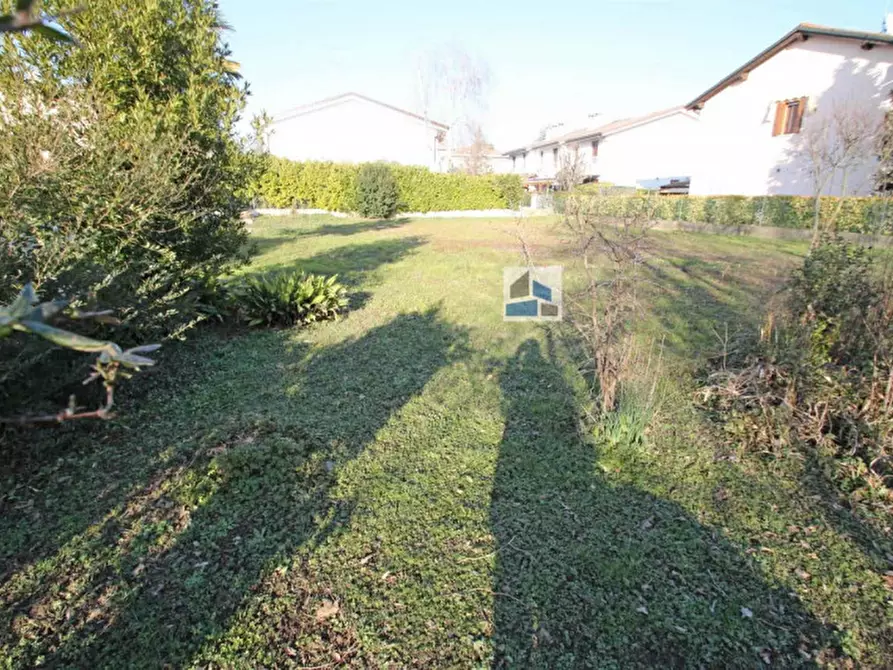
[255,236,426,288]
[0,237,425,587]
[5,310,466,668]
[304,217,411,238]
[249,218,411,257]
[490,338,835,667]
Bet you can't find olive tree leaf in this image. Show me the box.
[114,350,157,368]
[125,344,162,355]
[5,284,38,319]
[17,320,117,353]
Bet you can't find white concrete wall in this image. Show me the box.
[591,113,700,186]
[269,96,442,168]
[690,37,893,196]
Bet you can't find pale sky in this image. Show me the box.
[220,0,885,150]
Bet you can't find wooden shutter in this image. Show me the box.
[772,101,786,136]
[792,96,807,133]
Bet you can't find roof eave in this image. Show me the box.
[685,26,803,110]
[686,24,893,110]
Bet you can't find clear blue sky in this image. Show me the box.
[219,0,886,149]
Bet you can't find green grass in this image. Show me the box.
[1,214,890,667]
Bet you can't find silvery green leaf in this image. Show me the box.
[125,344,162,355]
[8,284,38,319]
[25,299,68,322]
[19,320,115,353]
[114,351,156,368]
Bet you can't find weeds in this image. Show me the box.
[699,235,893,518]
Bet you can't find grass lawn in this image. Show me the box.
[1,214,891,668]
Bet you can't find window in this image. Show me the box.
[552,147,558,163]
[591,140,599,157]
[512,156,516,171]
[772,97,807,136]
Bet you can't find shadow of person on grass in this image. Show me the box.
[0,236,425,592]
[8,309,466,668]
[490,338,835,667]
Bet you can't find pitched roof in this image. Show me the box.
[503,106,690,155]
[686,23,893,110]
[272,92,449,130]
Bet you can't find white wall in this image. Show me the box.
[269,96,442,168]
[508,112,699,185]
[690,37,893,196]
[591,113,700,186]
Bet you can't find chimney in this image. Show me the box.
[885,12,893,34]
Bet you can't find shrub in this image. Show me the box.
[226,271,348,328]
[356,163,399,219]
[700,236,893,521]
[564,194,893,234]
[0,0,250,343]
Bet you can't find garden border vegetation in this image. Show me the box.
[251,157,525,215]
[561,193,893,235]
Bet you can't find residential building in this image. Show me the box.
[268,92,448,169]
[504,107,700,189]
[439,145,514,174]
[687,22,893,197]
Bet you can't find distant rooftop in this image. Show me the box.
[273,92,449,130]
[504,107,689,156]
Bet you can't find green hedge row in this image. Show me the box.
[563,193,893,235]
[251,157,525,213]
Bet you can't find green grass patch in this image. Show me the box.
[1,215,889,667]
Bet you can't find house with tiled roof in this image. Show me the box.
[269,92,448,169]
[687,21,893,197]
[503,107,700,190]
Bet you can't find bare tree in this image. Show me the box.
[461,124,493,175]
[796,102,879,244]
[556,143,587,191]
[415,44,490,170]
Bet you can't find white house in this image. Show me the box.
[440,146,514,174]
[268,92,448,169]
[503,107,700,188]
[687,22,893,197]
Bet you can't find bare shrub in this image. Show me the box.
[561,194,657,413]
[556,144,587,192]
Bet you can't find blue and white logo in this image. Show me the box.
[503,266,562,321]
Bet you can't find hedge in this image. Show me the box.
[561,193,893,235]
[251,157,525,214]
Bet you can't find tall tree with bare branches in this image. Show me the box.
[415,44,490,169]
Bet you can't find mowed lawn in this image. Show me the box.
[2,215,891,668]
